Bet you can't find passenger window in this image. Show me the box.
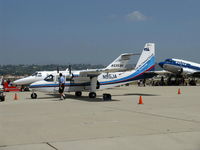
[37,73,42,77]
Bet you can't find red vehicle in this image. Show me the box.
[3,81,21,92]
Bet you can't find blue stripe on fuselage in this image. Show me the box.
[30,82,90,88]
[163,60,200,71]
[100,55,155,85]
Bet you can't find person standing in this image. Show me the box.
[58,73,65,100]
[143,79,146,87]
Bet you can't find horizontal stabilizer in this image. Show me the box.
[105,53,135,71]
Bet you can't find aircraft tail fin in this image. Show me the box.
[105,53,134,70]
[135,43,155,70]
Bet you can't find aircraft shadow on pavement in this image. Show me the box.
[46,94,120,102]
[27,96,58,100]
[112,93,160,97]
[27,93,158,101]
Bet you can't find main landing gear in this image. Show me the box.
[75,91,96,98]
[75,91,97,98]
[75,91,111,100]
[75,91,82,97]
[89,92,112,100]
[31,93,37,99]
[89,92,96,98]
[0,91,5,102]
[103,93,112,101]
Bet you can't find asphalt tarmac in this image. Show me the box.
[0,85,200,150]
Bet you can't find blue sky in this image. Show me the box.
[1,0,200,65]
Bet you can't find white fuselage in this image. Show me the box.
[159,58,200,76]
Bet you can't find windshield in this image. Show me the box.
[44,75,54,82]
[31,72,38,76]
[165,59,173,62]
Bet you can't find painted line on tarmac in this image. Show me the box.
[104,106,200,124]
[46,142,59,150]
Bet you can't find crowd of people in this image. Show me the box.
[137,76,198,87]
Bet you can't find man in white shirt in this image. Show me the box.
[58,73,65,100]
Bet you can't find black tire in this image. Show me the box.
[89,92,96,98]
[0,96,5,102]
[24,87,30,91]
[31,93,37,99]
[75,91,82,97]
[103,94,112,101]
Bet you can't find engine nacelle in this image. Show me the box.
[163,64,183,74]
[163,63,196,76]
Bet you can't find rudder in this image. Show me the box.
[135,43,155,71]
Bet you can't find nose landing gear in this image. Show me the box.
[31,93,37,99]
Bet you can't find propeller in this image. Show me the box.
[69,65,72,74]
[57,66,59,73]
[67,65,74,83]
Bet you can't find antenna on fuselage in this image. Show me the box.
[68,65,74,82]
[69,65,72,74]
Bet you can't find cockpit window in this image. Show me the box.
[165,59,173,62]
[44,75,54,82]
[31,72,38,76]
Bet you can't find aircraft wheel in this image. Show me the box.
[0,96,5,102]
[0,92,5,102]
[31,93,37,99]
[89,92,96,98]
[103,93,112,101]
[75,91,82,97]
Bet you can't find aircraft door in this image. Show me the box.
[54,75,59,92]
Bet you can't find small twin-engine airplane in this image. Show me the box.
[159,58,200,78]
[29,43,155,99]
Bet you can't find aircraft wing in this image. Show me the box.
[148,70,172,75]
[79,68,126,77]
[78,53,137,77]
[141,70,172,78]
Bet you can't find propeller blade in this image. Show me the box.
[69,65,72,74]
[57,66,59,73]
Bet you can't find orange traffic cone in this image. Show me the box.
[14,93,18,100]
[178,88,181,95]
[138,96,143,104]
